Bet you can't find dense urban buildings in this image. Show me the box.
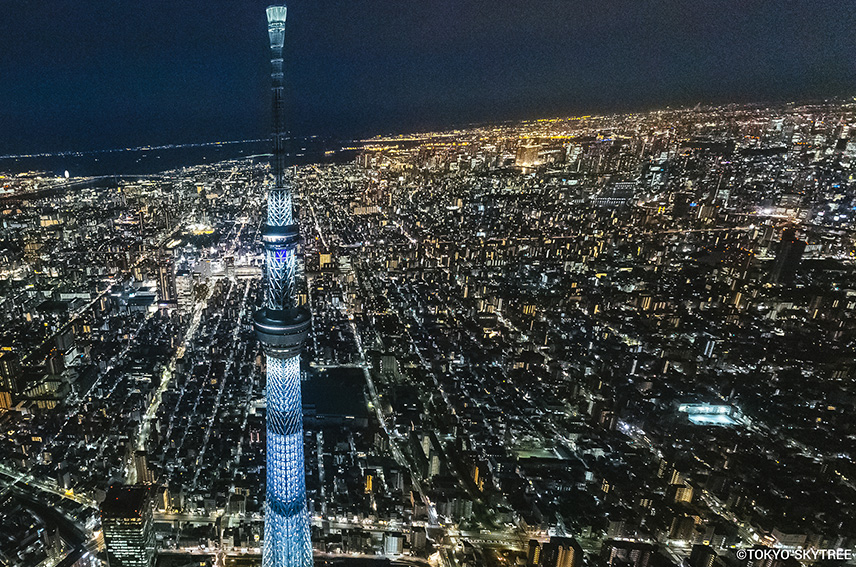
[1,97,856,567]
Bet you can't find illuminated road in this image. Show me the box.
[128,290,210,483]
[325,265,441,530]
[190,279,251,491]
[313,243,447,557]
[0,463,96,509]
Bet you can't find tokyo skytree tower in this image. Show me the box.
[253,5,312,567]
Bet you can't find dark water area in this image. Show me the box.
[303,367,369,419]
[0,138,359,177]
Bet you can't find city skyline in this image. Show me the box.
[2,96,855,567]
[2,2,856,567]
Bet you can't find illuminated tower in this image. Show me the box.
[254,5,313,567]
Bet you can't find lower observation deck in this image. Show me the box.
[254,306,311,358]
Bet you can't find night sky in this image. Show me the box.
[2,0,855,155]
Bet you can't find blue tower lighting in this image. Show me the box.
[254,5,313,567]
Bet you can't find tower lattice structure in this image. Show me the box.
[254,5,313,567]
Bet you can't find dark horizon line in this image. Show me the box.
[4,93,855,162]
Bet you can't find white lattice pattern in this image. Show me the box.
[265,248,296,311]
[264,356,311,567]
[267,187,293,227]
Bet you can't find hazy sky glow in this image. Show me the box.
[2,0,855,154]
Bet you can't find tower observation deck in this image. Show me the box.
[254,5,313,567]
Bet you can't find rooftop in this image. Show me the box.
[101,485,151,518]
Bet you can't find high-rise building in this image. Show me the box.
[157,250,178,307]
[528,540,542,567]
[0,351,21,408]
[669,482,694,503]
[383,532,404,555]
[0,351,22,396]
[601,540,655,567]
[689,544,717,567]
[770,226,806,285]
[254,5,313,567]
[101,485,155,567]
[539,537,584,567]
[516,143,541,167]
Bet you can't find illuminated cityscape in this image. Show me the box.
[1,3,856,567]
